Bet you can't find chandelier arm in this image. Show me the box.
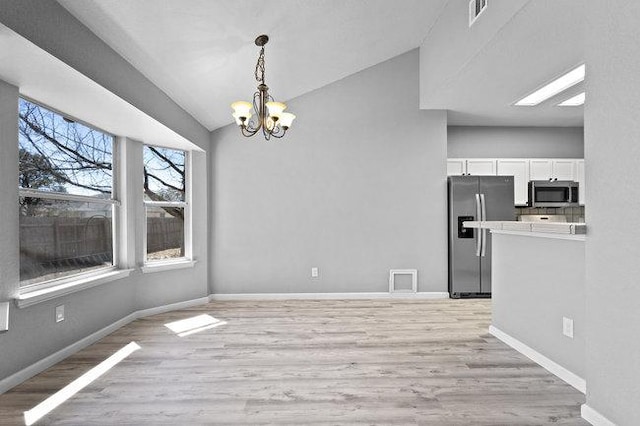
[253,91,263,126]
[269,128,286,139]
[262,126,272,141]
[244,120,260,133]
[241,126,260,137]
[265,122,285,138]
[243,116,260,133]
[242,119,260,135]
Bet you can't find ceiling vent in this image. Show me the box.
[469,0,487,27]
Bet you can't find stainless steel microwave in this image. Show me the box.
[528,180,579,207]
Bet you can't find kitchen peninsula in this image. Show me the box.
[464,220,587,393]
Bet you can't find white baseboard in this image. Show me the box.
[135,297,210,317]
[209,292,450,301]
[0,312,136,395]
[0,296,209,395]
[489,325,586,394]
[581,404,617,426]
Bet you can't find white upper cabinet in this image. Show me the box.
[529,159,554,180]
[466,159,497,175]
[576,159,585,206]
[529,159,577,181]
[552,159,577,181]
[446,158,585,206]
[447,159,497,176]
[497,159,530,206]
[447,159,466,176]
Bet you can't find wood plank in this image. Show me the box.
[0,299,587,425]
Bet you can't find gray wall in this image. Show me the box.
[584,1,640,424]
[492,233,585,378]
[0,2,209,383]
[448,126,584,158]
[0,94,209,383]
[419,0,529,108]
[210,49,448,294]
[0,80,19,303]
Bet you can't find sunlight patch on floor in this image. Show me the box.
[23,341,141,426]
[164,314,227,337]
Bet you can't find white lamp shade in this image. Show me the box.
[266,101,286,119]
[233,111,251,125]
[279,112,296,128]
[231,101,252,117]
[265,116,276,131]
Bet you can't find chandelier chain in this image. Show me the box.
[254,46,266,84]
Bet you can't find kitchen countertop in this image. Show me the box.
[463,220,587,236]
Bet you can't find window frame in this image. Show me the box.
[142,145,191,266]
[17,97,120,292]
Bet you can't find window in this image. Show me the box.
[143,145,189,263]
[18,98,117,287]
[469,0,488,26]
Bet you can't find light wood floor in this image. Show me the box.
[0,299,587,425]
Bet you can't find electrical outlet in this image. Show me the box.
[311,267,319,278]
[562,317,573,338]
[55,305,65,323]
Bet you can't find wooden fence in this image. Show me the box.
[20,216,183,281]
[146,217,184,256]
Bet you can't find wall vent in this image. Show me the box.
[469,0,488,27]
[389,269,418,294]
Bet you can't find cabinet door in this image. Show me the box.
[576,159,585,206]
[447,159,466,176]
[552,159,577,181]
[529,159,553,181]
[466,159,497,176]
[497,159,530,206]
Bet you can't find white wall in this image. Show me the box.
[583,1,640,424]
[210,50,448,294]
[448,126,584,158]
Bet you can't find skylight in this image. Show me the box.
[558,92,585,106]
[515,64,585,106]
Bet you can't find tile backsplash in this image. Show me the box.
[515,206,585,223]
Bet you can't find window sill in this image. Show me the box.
[141,259,196,274]
[15,269,134,309]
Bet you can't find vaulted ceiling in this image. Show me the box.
[58,0,448,131]
[421,0,585,127]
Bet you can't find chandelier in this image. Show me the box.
[231,35,296,140]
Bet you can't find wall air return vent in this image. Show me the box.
[469,0,487,27]
[389,269,418,294]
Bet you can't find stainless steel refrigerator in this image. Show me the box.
[447,176,514,298]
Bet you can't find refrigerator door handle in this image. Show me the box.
[480,193,487,257]
[475,193,482,257]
